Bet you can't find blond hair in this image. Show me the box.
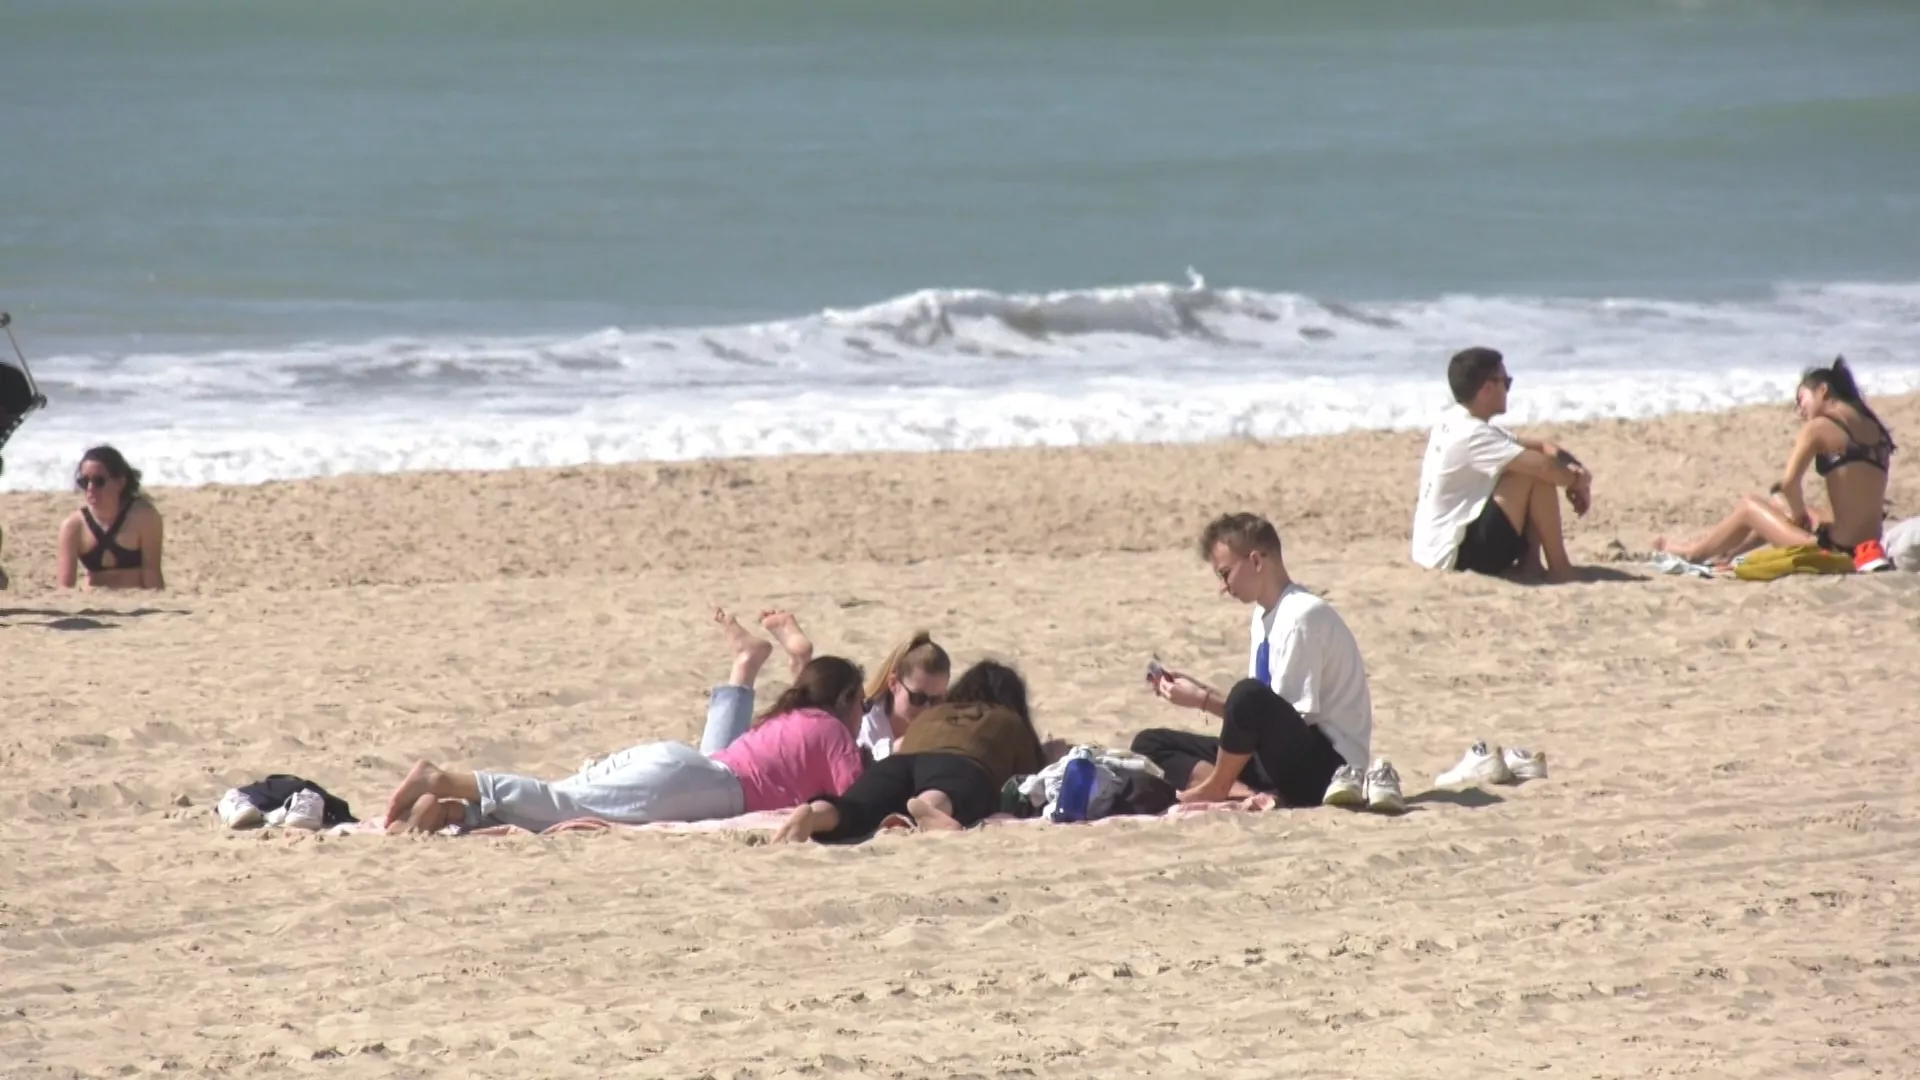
[863,630,952,706]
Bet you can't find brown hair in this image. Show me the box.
[947,658,1044,765]
[862,630,951,706]
[1447,346,1505,405]
[757,655,864,723]
[76,444,145,509]
[1197,512,1282,560]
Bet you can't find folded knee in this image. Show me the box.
[1223,677,1272,716]
[1129,729,1169,754]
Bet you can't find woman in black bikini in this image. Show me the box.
[1655,358,1895,569]
[56,445,165,590]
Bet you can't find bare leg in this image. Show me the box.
[773,799,838,843]
[1489,471,1575,583]
[383,759,483,826]
[1181,760,1257,800]
[759,609,815,678]
[906,792,965,832]
[713,607,774,687]
[1655,494,1816,564]
[1521,476,1574,583]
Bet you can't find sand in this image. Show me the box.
[2,395,1917,1079]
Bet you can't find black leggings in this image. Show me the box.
[1130,678,1349,808]
[816,751,1000,842]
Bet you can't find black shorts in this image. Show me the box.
[1454,497,1526,575]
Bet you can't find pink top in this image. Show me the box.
[710,707,865,813]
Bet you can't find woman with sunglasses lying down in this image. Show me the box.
[56,445,164,590]
[772,659,1051,843]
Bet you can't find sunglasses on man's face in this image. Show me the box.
[76,474,112,491]
[903,688,945,708]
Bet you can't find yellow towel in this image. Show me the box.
[1731,544,1855,582]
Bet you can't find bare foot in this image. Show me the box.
[759,609,815,677]
[771,804,817,844]
[1543,565,1577,585]
[383,759,445,827]
[905,795,964,832]
[713,607,774,686]
[386,792,454,834]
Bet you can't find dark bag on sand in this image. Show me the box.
[1108,771,1178,817]
[235,774,357,825]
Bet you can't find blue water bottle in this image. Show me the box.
[1052,751,1096,823]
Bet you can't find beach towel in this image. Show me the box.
[328,795,1284,838]
[1729,544,1855,582]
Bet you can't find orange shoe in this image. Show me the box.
[1853,538,1892,573]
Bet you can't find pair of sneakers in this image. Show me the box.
[1434,742,1547,790]
[217,788,326,830]
[1323,758,1405,814]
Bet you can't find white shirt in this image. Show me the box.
[1250,584,1372,769]
[856,703,895,760]
[1411,403,1526,570]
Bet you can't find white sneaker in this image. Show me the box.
[1365,759,1405,814]
[1435,741,1514,789]
[280,789,326,831]
[1322,765,1366,807]
[216,789,263,829]
[1503,747,1548,781]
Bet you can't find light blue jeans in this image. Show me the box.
[700,684,756,753]
[467,683,758,831]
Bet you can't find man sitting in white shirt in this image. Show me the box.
[1410,347,1594,584]
[1129,512,1393,811]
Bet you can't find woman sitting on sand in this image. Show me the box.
[385,653,867,834]
[1655,358,1896,568]
[773,659,1049,843]
[56,445,165,590]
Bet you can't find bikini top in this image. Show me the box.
[1813,415,1894,478]
[78,506,143,573]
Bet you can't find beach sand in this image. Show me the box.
[2,395,1917,1078]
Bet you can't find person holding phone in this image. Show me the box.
[1129,512,1394,811]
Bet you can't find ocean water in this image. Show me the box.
[3,0,1918,490]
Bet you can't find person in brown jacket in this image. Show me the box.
[772,659,1046,842]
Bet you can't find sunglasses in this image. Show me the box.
[76,474,113,490]
[1501,374,1515,390]
[903,688,945,708]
